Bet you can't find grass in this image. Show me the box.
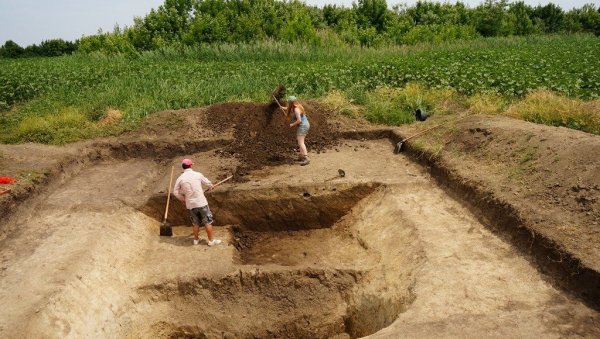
[361,84,456,125]
[319,90,361,117]
[466,92,507,115]
[518,146,537,165]
[6,107,131,144]
[506,90,600,135]
[325,81,600,138]
[16,170,48,185]
[1,35,600,144]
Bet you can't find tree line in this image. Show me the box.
[2,0,600,58]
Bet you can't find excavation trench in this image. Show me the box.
[137,182,419,338]
[137,269,366,338]
[142,182,381,231]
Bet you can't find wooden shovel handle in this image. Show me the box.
[401,124,442,142]
[164,166,175,221]
[273,95,286,114]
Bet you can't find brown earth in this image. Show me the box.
[202,102,337,175]
[0,102,598,338]
[406,114,600,303]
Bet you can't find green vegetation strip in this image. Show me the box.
[1,35,599,144]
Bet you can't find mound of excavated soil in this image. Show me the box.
[202,102,338,176]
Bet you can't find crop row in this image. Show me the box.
[1,35,599,123]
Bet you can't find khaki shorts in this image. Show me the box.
[190,205,213,226]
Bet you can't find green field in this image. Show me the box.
[1,35,599,144]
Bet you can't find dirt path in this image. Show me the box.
[0,138,597,338]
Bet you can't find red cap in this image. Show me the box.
[182,159,193,166]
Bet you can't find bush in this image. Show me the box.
[363,87,414,125]
[78,33,138,56]
[6,109,94,144]
[0,40,24,58]
[401,24,480,45]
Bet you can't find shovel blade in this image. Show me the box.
[272,84,286,101]
[160,221,173,236]
[394,141,404,154]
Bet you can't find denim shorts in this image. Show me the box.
[297,123,310,136]
[190,205,213,226]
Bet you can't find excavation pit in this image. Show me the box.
[141,182,382,231]
[137,269,371,338]
[231,227,371,266]
[135,183,421,338]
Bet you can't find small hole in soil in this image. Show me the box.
[303,192,311,198]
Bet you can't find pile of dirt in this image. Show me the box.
[202,102,338,177]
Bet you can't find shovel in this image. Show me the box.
[324,169,346,182]
[273,95,286,115]
[160,166,175,236]
[395,124,442,153]
[272,85,287,115]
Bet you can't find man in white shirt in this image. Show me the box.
[173,158,222,246]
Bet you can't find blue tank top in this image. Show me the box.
[291,110,309,125]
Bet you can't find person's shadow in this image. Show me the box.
[158,229,204,247]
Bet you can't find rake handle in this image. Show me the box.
[205,175,233,193]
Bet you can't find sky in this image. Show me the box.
[0,0,597,46]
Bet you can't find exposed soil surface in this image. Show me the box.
[422,115,600,268]
[0,102,598,338]
[408,114,600,304]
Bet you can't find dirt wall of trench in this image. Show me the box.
[340,115,600,311]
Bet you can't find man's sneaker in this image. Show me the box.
[208,239,222,246]
[300,156,310,166]
[193,239,200,245]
